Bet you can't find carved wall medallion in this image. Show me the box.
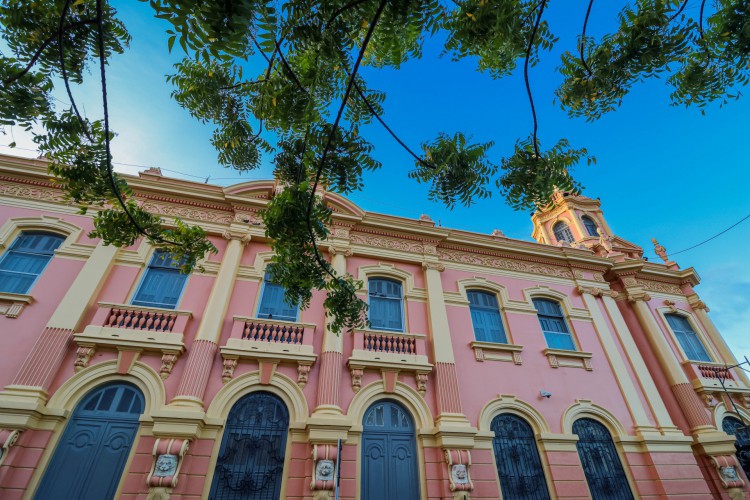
[222,358,238,383]
[153,454,179,478]
[350,368,363,393]
[159,353,179,380]
[415,372,428,396]
[298,364,311,388]
[452,464,469,485]
[74,345,96,372]
[315,459,335,482]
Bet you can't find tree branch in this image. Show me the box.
[524,0,547,158]
[579,0,594,77]
[3,18,97,85]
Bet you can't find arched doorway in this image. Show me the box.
[35,382,144,499]
[361,399,419,500]
[491,414,550,499]
[572,418,633,500]
[722,416,750,479]
[209,391,290,499]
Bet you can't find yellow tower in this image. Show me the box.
[531,189,643,260]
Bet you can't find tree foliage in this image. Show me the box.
[1,0,748,332]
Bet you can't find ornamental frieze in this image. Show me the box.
[0,181,68,204]
[140,201,234,224]
[350,231,425,254]
[637,280,683,295]
[437,248,572,279]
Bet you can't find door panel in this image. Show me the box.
[361,400,418,500]
[35,383,143,500]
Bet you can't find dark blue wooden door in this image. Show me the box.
[209,391,289,500]
[361,400,419,500]
[35,383,144,500]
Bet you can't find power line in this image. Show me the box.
[667,212,750,257]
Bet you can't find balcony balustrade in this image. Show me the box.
[73,302,190,378]
[220,317,317,387]
[347,329,432,395]
[682,360,748,398]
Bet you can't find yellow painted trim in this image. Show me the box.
[522,286,589,351]
[478,394,551,434]
[561,399,628,437]
[347,379,434,432]
[0,215,83,254]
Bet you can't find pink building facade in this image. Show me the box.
[0,153,747,499]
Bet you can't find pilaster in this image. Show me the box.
[171,232,247,408]
[2,241,118,413]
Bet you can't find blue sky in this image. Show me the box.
[3,1,749,358]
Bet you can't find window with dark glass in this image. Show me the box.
[131,250,189,309]
[533,298,576,350]
[0,232,65,294]
[582,216,599,237]
[573,418,633,500]
[553,222,574,243]
[257,267,298,321]
[368,278,404,332]
[722,416,750,480]
[665,313,711,362]
[468,290,507,343]
[492,414,550,500]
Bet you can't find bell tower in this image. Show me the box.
[531,189,643,260]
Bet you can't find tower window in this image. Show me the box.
[582,216,599,237]
[553,222,574,243]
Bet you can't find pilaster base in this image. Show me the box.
[0,385,64,429]
[168,395,205,409]
[434,414,477,448]
[306,414,352,442]
[151,407,208,438]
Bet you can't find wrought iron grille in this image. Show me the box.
[573,418,634,500]
[723,416,750,480]
[209,392,289,500]
[491,414,551,500]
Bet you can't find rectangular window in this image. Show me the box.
[131,251,188,309]
[368,278,404,332]
[665,313,711,362]
[257,269,298,321]
[0,232,65,294]
[468,290,507,343]
[533,298,577,351]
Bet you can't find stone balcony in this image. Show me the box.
[73,302,190,378]
[347,329,432,395]
[220,317,317,388]
[683,360,750,401]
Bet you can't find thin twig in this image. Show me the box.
[3,18,97,85]
[325,0,371,29]
[524,0,547,158]
[306,0,388,281]
[95,0,171,243]
[668,0,689,22]
[219,78,266,91]
[579,0,594,77]
[58,0,92,142]
[352,81,434,170]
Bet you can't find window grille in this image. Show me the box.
[0,232,65,294]
[573,418,634,500]
[533,298,576,350]
[492,414,550,499]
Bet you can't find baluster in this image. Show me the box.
[123,310,134,329]
[106,308,118,327]
[155,313,165,331]
[387,336,394,353]
[165,314,176,332]
[294,327,302,343]
[145,312,156,330]
[280,325,288,343]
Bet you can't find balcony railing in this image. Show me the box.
[698,364,733,380]
[220,317,317,386]
[362,330,419,355]
[74,303,191,376]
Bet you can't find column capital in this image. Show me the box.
[576,285,619,298]
[221,231,251,245]
[687,294,710,312]
[422,261,445,272]
[328,245,352,257]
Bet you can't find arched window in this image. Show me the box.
[573,418,633,500]
[722,416,750,480]
[582,216,599,237]
[532,298,576,350]
[0,232,65,294]
[368,278,404,332]
[664,313,711,362]
[257,266,298,321]
[209,391,289,499]
[36,382,144,499]
[553,222,574,243]
[491,414,550,499]
[132,250,189,309]
[468,290,507,343]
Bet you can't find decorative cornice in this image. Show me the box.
[140,201,234,224]
[637,279,683,296]
[438,247,573,280]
